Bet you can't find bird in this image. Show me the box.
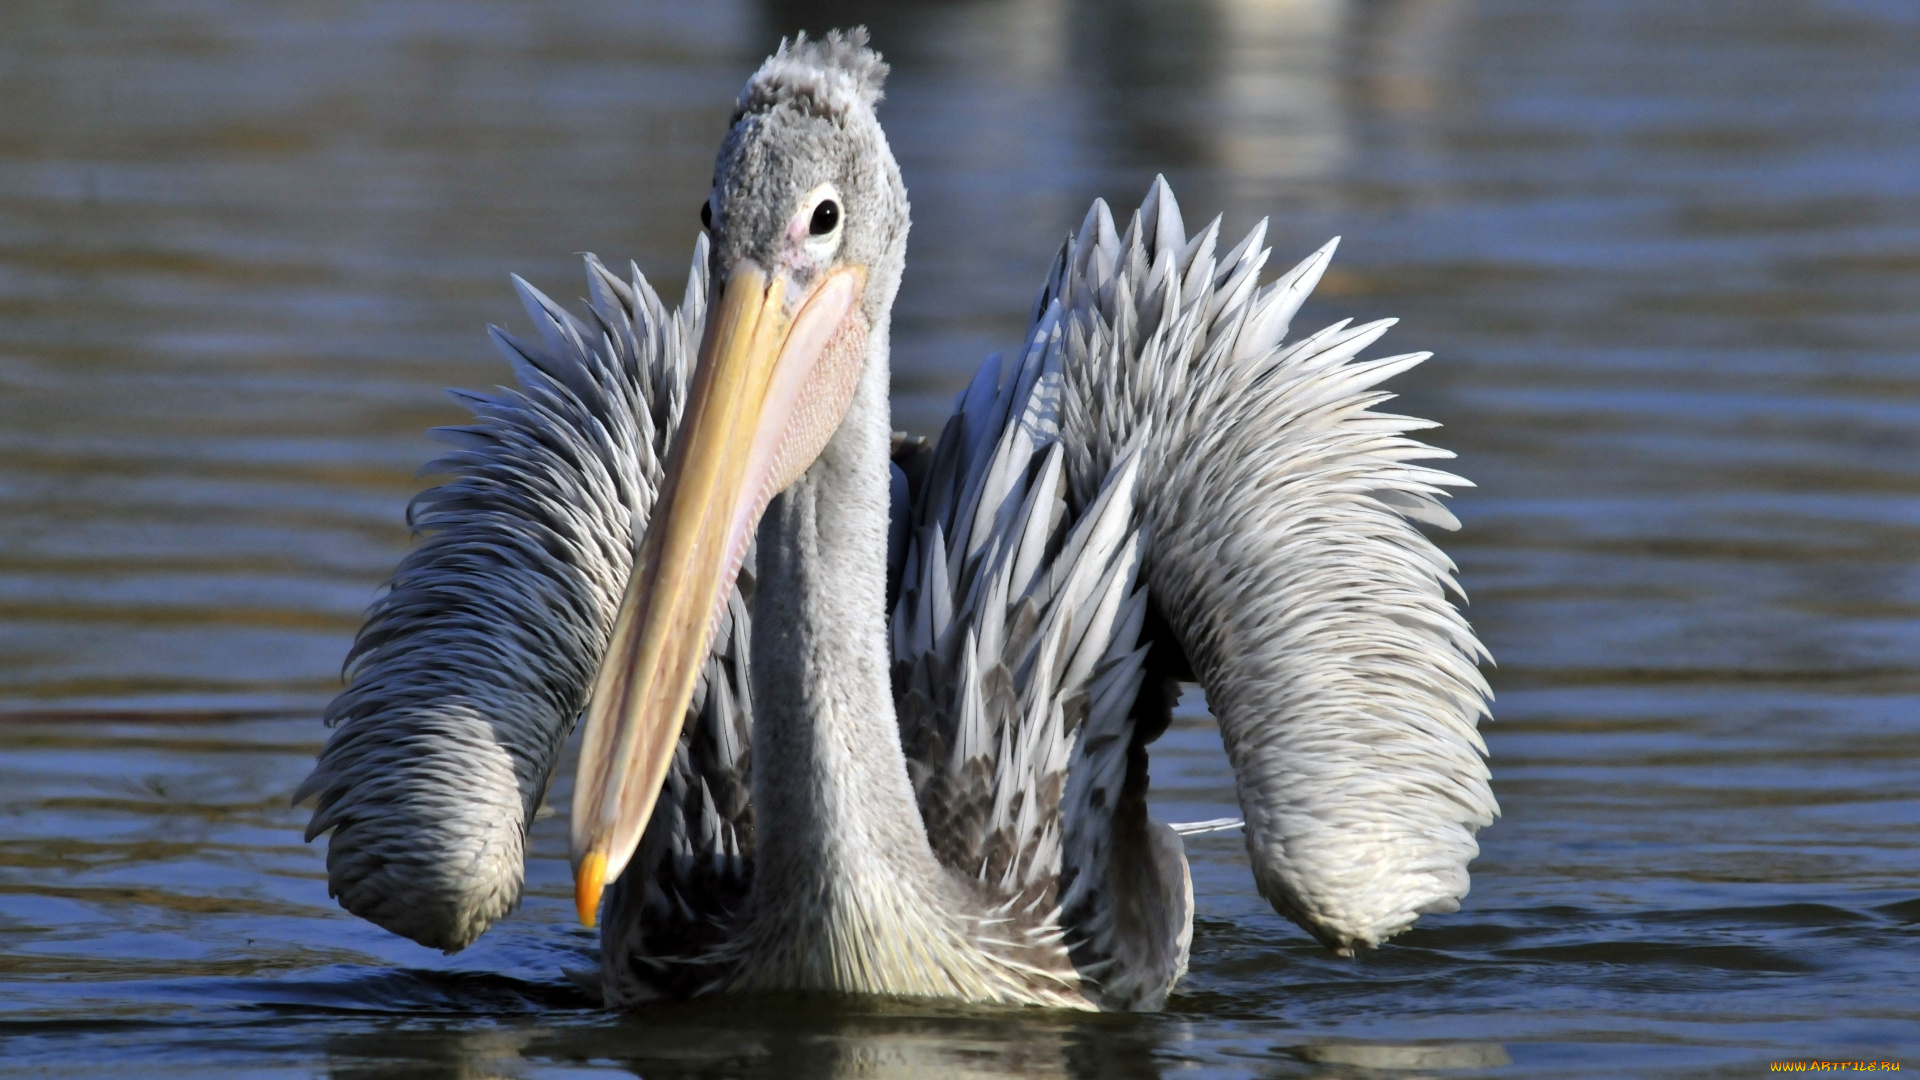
[295,29,1495,1012]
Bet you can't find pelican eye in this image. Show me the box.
[809,200,840,236]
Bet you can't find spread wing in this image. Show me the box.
[893,178,1495,1013]
[297,243,752,962]
[1052,180,1497,952]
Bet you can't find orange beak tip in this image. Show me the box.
[575,851,607,928]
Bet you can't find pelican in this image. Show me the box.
[297,30,1495,1011]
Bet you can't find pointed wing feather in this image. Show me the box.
[1047,179,1497,952]
[297,243,752,956]
[892,317,1186,1005]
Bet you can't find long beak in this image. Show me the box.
[570,258,865,926]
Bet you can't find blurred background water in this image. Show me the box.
[2,0,1918,1076]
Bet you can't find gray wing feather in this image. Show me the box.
[1048,178,1497,952]
[297,242,752,958]
[892,314,1179,1006]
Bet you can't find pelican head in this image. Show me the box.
[569,30,908,925]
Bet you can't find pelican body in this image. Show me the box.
[297,31,1495,1011]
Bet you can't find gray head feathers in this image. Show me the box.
[710,28,909,337]
[734,28,888,123]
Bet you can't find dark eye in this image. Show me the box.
[809,200,840,236]
[700,200,712,229]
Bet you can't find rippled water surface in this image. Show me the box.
[3,1,1918,1076]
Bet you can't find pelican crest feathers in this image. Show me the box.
[734,29,888,122]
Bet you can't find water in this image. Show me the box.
[2,0,1917,1075]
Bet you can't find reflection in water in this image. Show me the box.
[1208,0,1348,190]
[1348,0,1475,117]
[319,999,1176,1080]
[321,1010,1515,1080]
[3,0,1920,1075]
[1294,1039,1512,1072]
[328,1026,547,1080]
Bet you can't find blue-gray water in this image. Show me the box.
[2,1,1917,1076]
